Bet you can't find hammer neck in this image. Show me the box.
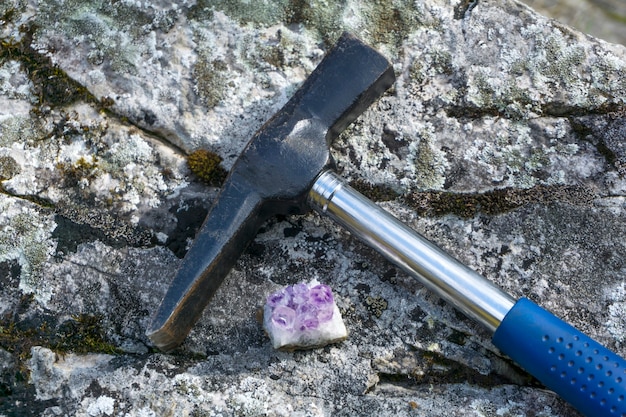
[308,170,515,333]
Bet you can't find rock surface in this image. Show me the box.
[1,0,625,415]
[520,0,626,45]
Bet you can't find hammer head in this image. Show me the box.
[147,33,395,351]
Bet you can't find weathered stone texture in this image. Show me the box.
[1,0,625,415]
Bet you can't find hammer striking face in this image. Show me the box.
[147,33,396,352]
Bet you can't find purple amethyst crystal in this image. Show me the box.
[267,282,334,330]
[271,305,296,329]
[263,280,348,350]
[310,284,333,305]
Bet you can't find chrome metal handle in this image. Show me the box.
[308,170,515,332]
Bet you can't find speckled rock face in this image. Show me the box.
[1,0,625,415]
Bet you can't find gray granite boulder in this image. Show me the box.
[1,0,625,415]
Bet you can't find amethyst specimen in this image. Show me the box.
[263,280,348,350]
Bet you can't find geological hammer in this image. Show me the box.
[148,33,626,417]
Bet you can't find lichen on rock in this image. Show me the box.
[0,196,57,300]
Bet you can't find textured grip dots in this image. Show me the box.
[542,333,625,415]
[493,298,626,417]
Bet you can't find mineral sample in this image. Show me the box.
[263,280,348,350]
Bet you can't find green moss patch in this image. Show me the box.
[405,183,596,218]
[350,179,399,202]
[187,149,228,186]
[55,157,98,189]
[0,295,120,392]
[348,177,596,219]
[52,314,120,355]
[0,26,103,109]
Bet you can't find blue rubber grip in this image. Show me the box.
[492,298,626,417]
